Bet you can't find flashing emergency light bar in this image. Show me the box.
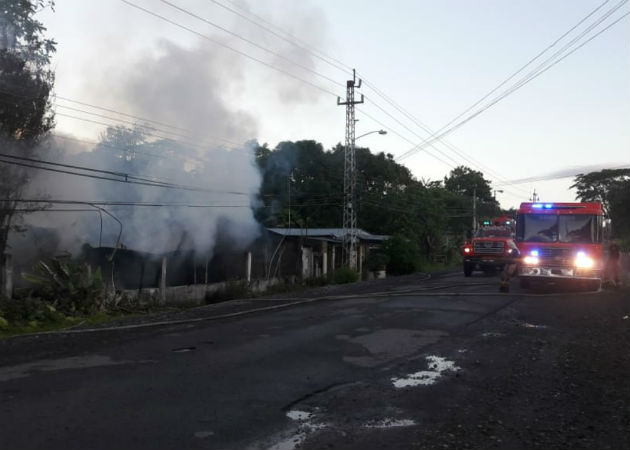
[529,203,587,210]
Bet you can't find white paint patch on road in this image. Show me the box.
[364,418,416,428]
[622,315,628,320]
[482,332,504,338]
[457,349,468,353]
[521,323,548,329]
[286,410,312,421]
[0,355,146,382]
[392,356,460,388]
[265,410,325,450]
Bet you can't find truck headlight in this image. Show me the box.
[523,255,539,265]
[574,251,594,269]
[464,247,471,253]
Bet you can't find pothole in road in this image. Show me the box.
[391,355,460,388]
[339,329,448,367]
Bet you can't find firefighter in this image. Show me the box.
[499,244,520,292]
[605,241,621,288]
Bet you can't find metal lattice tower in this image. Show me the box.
[337,69,364,270]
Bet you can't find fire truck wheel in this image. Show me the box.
[585,279,601,292]
[463,262,473,277]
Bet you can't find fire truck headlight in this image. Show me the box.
[574,252,594,269]
[464,247,471,254]
[523,255,539,265]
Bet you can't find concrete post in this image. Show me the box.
[358,243,363,279]
[322,241,328,277]
[204,257,208,285]
[331,245,336,273]
[1,253,12,299]
[160,256,167,304]
[246,251,252,283]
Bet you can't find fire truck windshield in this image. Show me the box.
[475,227,512,238]
[517,214,602,243]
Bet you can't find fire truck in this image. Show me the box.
[515,202,604,290]
[462,219,517,277]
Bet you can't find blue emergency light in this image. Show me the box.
[533,204,543,209]
[530,250,539,257]
[544,203,553,209]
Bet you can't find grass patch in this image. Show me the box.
[0,312,138,339]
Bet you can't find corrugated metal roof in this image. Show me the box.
[266,228,389,242]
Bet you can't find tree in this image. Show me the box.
[571,168,630,216]
[443,165,500,234]
[0,1,56,266]
[571,168,630,239]
[254,140,458,263]
[444,166,493,200]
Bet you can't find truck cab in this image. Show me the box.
[462,225,516,277]
[515,202,604,290]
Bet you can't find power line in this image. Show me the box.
[202,0,529,193]
[409,0,613,149]
[7,199,256,208]
[0,87,246,158]
[159,0,345,89]
[0,153,254,196]
[55,103,242,149]
[56,95,187,131]
[205,0,353,76]
[398,4,629,161]
[359,81,532,197]
[119,0,342,98]
[206,0,529,198]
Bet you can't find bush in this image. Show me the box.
[304,276,329,287]
[333,267,358,284]
[383,234,421,275]
[22,257,107,315]
[366,251,389,271]
[205,280,251,304]
[0,295,65,328]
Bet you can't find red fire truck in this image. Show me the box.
[462,222,516,277]
[515,202,604,290]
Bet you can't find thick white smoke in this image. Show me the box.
[15,0,331,261]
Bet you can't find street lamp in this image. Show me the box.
[356,129,387,140]
[493,189,504,199]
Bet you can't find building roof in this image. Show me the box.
[266,228,389,242]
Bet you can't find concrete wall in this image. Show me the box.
[122,277,285,306]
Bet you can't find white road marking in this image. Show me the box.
[392,356,460,388]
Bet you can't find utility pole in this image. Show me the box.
[472,186,477,233]
[337,69,364,271]
[531,189,539,202]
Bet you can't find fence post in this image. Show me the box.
[160,256,167,304]
[1,253,12,299]
[246,251,252,283]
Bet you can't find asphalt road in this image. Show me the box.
[0,272,628,450]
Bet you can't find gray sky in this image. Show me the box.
[39,0,629,208]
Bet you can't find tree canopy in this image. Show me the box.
[255,141,504,263]
[1,0,56,260]
[572,168,630,240]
